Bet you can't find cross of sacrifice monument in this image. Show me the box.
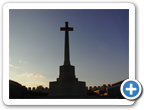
[49,22,87,97]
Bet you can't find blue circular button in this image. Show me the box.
[121,79,142,100]
[123,81,139,97]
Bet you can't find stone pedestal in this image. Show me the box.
[49,65,87,96]
[49,80,86,96]
[57,65,77,81]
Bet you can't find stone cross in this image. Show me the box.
[60,22,73,65]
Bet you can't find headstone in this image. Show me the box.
[101,84,107,91]
[93,86,98,91]
[99,84,106,94]
[49,22,86,96]
[32,87,36,91]
[28,87,31,91]
[107,84,111,88]
[36,86,44,92]
[36,87,40,92]
[44,87,49,93]
[98,86,101,90]
[89,86,93,91]
[86,86,88,91]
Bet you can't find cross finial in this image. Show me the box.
[60,22,73,32]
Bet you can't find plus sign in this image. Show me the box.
[126,83,137,95]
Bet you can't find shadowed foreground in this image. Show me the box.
[9,80,124,99]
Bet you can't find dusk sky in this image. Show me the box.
[9,9,129,88]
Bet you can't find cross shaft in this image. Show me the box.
[60,22,73,65]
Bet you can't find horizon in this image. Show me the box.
[9,9,129,88]
[9,78,126,89]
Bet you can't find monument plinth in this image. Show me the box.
[49,22,86,96]
[57,65,78,81]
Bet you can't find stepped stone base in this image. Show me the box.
[49,80,86,96]
[49,65,87,96]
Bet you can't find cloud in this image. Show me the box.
[9,64,22,69]
[18,60,28,64]
[16,73,45,78]
[18,60,22,63]
[24,61,27,64]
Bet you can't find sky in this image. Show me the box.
[9,9,129,88]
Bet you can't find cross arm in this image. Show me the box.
[68,27,73,31]
[60,27,66,31]
[60,27,74,31]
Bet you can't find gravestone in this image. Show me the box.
[28,87,31,91]
[32,87,35,91]
[93,86,98,91]
[49,22,86,96]
[98,86,101,90]
[86,86,88,91]
[36,86,44,92]
[101,84,107,91]
[107,84,111,88]
[89,86,93,91]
